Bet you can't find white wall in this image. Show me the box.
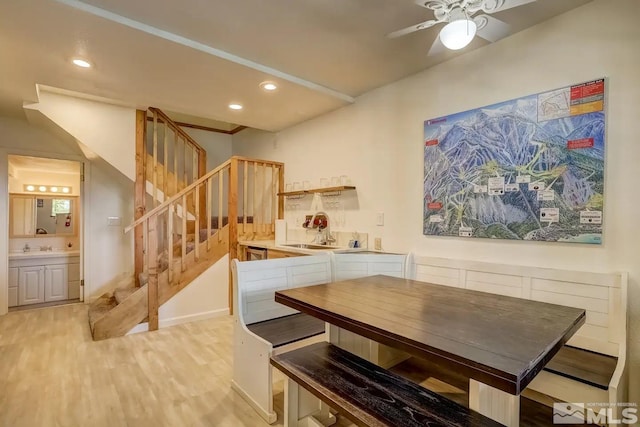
[181,127,232,171]
[0,117,134,312]
[233,0,640,402]
[83,158,134,299]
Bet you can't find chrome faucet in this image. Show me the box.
[306,211,336,245]
[23,243,30,253]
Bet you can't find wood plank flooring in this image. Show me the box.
[0,303,579,427]
[0,303,350,427]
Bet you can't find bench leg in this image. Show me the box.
[469,379,520,427]
[284,378,337,427]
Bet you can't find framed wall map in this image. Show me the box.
[423,78,605,244]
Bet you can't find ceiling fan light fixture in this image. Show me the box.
[439,19,477,50]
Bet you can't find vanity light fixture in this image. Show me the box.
[24,184,72,194]
[72,58,92,68]
[260,81,278,91]
[229,103,243,110]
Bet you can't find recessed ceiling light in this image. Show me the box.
[229,103,243,110]
[38,186,47,192]
[51,187,58,192]
[62,187,70,194]
[72,58,91,68]
[260,81,278,91]
[26,185,35,192]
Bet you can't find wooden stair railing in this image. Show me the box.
[135,108,208,286]
[124,156,284,332]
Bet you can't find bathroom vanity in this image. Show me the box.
[8,251,80,307]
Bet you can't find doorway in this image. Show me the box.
[7,155,83,311]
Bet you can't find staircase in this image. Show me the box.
[87,108,284,340]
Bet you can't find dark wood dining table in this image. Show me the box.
[275,274,586,426]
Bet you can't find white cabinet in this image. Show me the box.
[8,267,19,307]
[68,262,80,300]
[44,264,68,302]
[18,266,45,305]
[9,255,79,307]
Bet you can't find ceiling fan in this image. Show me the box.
[388,0,536,55]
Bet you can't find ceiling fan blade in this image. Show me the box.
[427,35,447,56]
[481,0,536,13]
[386,19,439,38]
[474,14,511,42]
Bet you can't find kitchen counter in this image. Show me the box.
[238,240,343,256]
[238,240,398,256]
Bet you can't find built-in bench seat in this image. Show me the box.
[231,251,408,424]
[407,255,629,422]
[247,312,325,349]
[231,254,333,424]
[271,341,503,427]
[233,251,628,424]
[544,345,618,391]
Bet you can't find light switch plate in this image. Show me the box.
[107,216,121,226]
[374,238,382,250]
[376,212,384,226]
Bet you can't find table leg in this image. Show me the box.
[284,378,336,427]
[469,379,520,427]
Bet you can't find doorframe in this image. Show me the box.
[0,148,87,315]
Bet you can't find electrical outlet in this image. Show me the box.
[374,237,382,251]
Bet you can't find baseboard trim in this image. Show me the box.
[231,380,277,424]
[127,308,230,335]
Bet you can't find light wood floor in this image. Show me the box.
[0,303,353,427]
[0,303,566,426]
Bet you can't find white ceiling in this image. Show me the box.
[0,0,592,132]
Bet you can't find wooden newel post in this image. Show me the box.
[228,157,239,315]
[278,165,285,219]
[134,110,147,287]
[147,215,159,331]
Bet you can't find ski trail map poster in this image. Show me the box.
[423,78,605,244]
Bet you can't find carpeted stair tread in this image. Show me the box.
[88,294,117,333]
[114,288,137,305]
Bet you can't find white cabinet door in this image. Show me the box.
[18,266,45,305]
[45,264,68,302]
[8,267,18,307]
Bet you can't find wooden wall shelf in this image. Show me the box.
[278,186,355,197]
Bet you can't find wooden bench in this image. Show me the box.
[271,341,503,427]
[407,255,628,421]
[231,254,333,424]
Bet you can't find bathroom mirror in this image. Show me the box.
[9,194,77,237]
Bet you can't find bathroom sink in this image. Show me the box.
[281,243,339,250]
